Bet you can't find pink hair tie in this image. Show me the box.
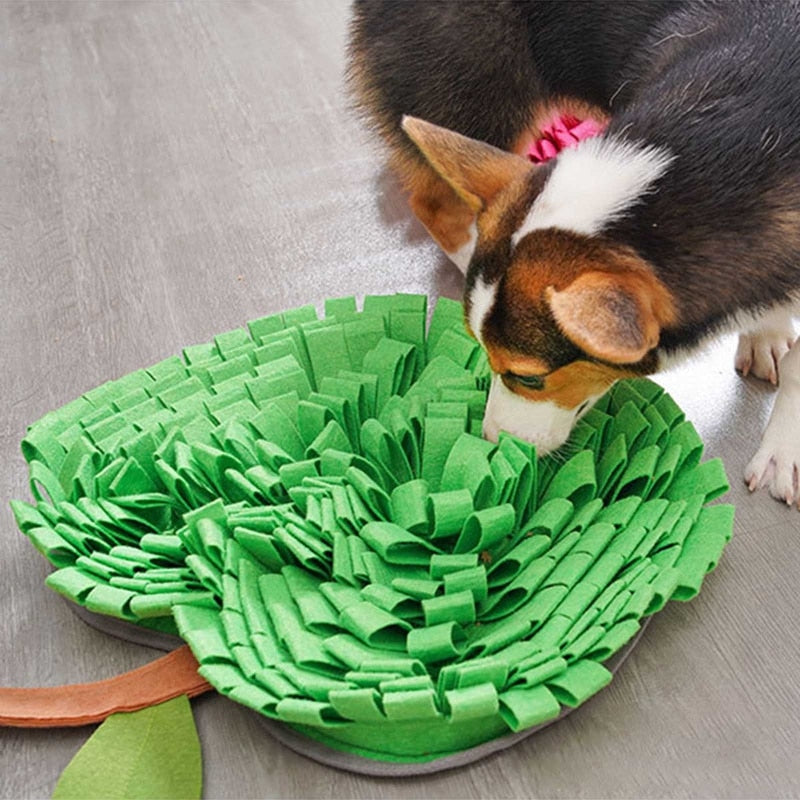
[527,114,607,163]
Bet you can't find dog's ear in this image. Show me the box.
[546,269,675,364]
[402,116,533,213]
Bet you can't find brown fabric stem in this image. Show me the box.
[0,645,212,728]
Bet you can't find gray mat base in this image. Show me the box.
[67,601,185,651]
[66,600,650,776]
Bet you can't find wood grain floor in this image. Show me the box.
[1,2,798,797]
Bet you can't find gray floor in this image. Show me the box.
[1,2,799,798]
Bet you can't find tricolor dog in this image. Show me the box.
[348,0,800,507]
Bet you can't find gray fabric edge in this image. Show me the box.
[67,601,184,651]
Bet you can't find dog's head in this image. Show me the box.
[402,116,677,453]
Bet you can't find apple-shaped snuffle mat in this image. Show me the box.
[1,294,733,790]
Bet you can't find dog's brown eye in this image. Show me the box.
[508,372,545,390]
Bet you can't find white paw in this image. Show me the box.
[735,329,795,385]
[744,359,800,507]
[745,440,800,507]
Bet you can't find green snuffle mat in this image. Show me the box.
[10,293,734,773]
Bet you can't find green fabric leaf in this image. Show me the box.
[52,695,201,800]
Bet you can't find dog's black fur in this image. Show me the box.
[349,0,800,357]
[606,1,800,352]
[349,1,679,152]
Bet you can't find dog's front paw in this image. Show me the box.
[745,364,800,506]
[735,329,795,385]
[745,440,799,507]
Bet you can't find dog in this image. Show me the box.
[348,0,800,508]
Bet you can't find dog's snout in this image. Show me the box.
[482,374,576,453]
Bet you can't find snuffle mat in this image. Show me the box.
[11,293,734,771]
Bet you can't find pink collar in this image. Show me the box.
[527,114,606,163]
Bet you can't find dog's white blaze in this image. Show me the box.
[511,135,675,245]
[467,276,497,346]
[482,374,579,453]
[446,220,478,275]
